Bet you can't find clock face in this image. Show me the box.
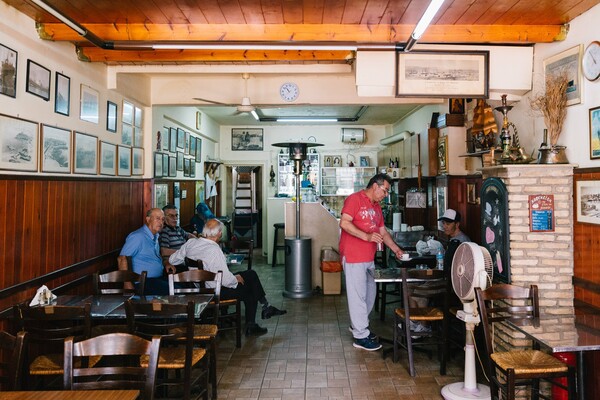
[280,82,299,102]
[583,41,600,81]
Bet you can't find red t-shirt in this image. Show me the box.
[339,190,383,263]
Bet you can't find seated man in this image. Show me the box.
[169,218,286,335]
[118,208,176,295]
[160,204,196,272]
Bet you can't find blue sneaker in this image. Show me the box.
[348,326,378,340]
[353,337,382,351]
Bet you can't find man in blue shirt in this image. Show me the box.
[118,208,176,294]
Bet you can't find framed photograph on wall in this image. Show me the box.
[195,137,202,162]
[177,128,185,149]
[169,155,176,177]
[437,135,448,174]
[544,45,583,106]
[41,124,71,173]
[117,145,131,176]
[183,157,191,177]
[169,127,177,152]
[0,43,17,98]
[132,147,143,175]
[26,59,50,101]
[576,180,600,224]
[122,100,134,124]
[154,152,163,178]
[195,180,205,205]
[106,101,117,132]
[161,127,170,151]
[154,183,168,209]
[162,153,168,177]
[121,123,132,146]
[80,84,99,124]
[396,51,489,98]
[0,114,38,172]
[436,186,447,231]
[190,135,197,157]
[99,141,117,176]
[177,151,184,170]
[54,72,70,115]
[185,131,191,154]
[73,131,98,175]
[589,106,600,159]
[232,128,263,151]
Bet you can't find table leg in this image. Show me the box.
[576,351,585,400]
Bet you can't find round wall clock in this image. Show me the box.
[582,41,600,81]
[279,82,299,102]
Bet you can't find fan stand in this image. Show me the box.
[441,303,491,400]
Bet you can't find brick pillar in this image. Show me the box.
[482,164,575,315]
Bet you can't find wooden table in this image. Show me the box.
[0,390,139,400]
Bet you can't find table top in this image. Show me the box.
[373,266,443,283]
[0,390,139,400]
[507,314,600,353]
[43,294,213,319]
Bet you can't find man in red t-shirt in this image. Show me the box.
[339,173,404,351]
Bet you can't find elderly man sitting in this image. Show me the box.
[169,218,286,335]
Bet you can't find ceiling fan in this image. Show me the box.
[194,73,256,113]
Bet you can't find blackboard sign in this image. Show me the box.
[529,194,554,232]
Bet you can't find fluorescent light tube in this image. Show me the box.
[276,118,338,123]
[250,110,259,120]
[412,0,445,39]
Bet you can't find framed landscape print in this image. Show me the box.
[195,137,202,162]
[154,152,163,178]
[54,72,70,116]
[590,106,600,159]
[134,126,143,147]
[99,141,117,176]
[185,131,191,154]
[177,128,185,149]
[161,127,170,151]
[118,145,131,176]
[0,43,17,98]
[177,151,184,170]
[544,45,583,106]
[106,101,117,132]
[0,114,38,172]
[184,157,191,177]
[26,59,50,101]
[169,127,177,152]
[576,180,600,225]
[132,147,143,175]
[190,135,197,158]
[121,123,133,146]
[80,84,99,124]
[162,153,169,177]
[169,156,176,177]
[154,183,168,209]
[122,101,134,124]
[73,131,98,174]
[41,124,71,173]
[232,128,263,151]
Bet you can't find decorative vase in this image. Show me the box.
[537,145,569,164]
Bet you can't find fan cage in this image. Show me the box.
[451,242,493,302]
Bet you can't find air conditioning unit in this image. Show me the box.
[341,128,366,143]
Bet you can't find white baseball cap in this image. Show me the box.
[438,209,461,223]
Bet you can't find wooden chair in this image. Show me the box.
[13,302,93,388]
[0,330,27,391]
[63,332,161,400]
[393,268,450,377]
[475,284,576,400]
[126,299,209,400]
[184,257,242,348]
[93,269,147,295]
[228,238,254,270]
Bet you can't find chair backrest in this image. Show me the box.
[93,270,147,295]
[475,283,539,362]
[168,268,222,298]
[14,303,92,352]
[228,238,253,269]
[184,257,203,270]
[63,332,161,400]
[0,330,27,391]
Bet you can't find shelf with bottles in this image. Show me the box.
[277,153,320,196]
[320,166,377,196]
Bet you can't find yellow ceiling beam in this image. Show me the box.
[39,23,564,44]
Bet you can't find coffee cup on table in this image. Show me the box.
[400,253,410,261]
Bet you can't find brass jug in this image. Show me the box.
[537,146,569,164]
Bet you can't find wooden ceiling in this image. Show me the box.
[5,0,600,64]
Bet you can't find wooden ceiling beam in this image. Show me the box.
[39,23,565,44]
[76,47,355,63]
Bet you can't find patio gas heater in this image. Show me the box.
[272,140,323,298]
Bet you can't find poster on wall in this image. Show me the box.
[529,195,554,232]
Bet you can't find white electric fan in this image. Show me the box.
[441,242,494,400]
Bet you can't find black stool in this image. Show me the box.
[272,223,285,267]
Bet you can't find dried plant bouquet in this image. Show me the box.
[530,73,569,148]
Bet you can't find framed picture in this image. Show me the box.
[106,101,117,132]
[576,180,600,224]
[0,114,38,172]
[122,100,134,125]
[177,128,185,149]
[589,106,600,159]
[122,124,133,146]
[481,177,511,283]
[438,135,448,174]
[169,127,177,152]
[134,106,142,128]
[0,43,17,98]
[41,124,71,173]
[195,180,205,205]
[196,111,202,130]
[132,147,143,175]
[73,131,98,175]
[54,72,70,115]
[436,186,447,231]
[80,84,99,124]
[359,156,369,167]
[195,137,202,162]
[396,51,489,98]
[467,183,477,204]
[169,156,176,177]
[232,128,263,151]
[134,126,143,147]
[544,45,583,107]
[161,127,170,151]
[449,98,465,114]
[190,161,196,178]
[177,151,184,170]
[117,145,131,176]
[185,131,191,154]
[154,183,169,209]
[184,157,191,177]
[154,152,163,178]
[99,141,117,176]
[190,135,197,158]
[26,59,50,101]
[323,155,333,167]
[162,153,169,177]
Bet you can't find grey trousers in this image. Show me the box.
[343,257,376,340]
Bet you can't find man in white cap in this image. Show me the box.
[437,209,470,244]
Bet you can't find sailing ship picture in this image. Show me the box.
[0,43,17,98]
[25,59,50,101]
[0,114,38,171]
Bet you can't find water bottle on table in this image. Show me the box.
[436,248,444,270]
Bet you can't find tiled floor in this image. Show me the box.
[213,253,466,400]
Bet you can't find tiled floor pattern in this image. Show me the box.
[213,253,466,400]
